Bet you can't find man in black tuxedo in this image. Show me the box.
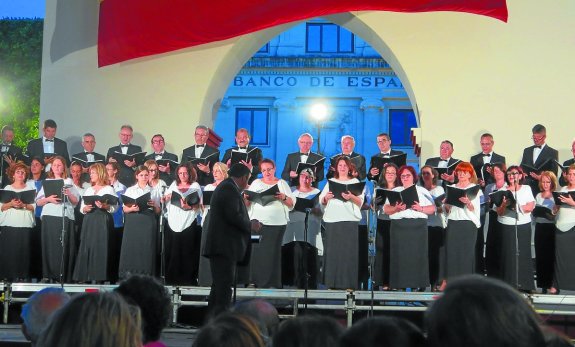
[71,133,106,183]
[26,119,70,166]
[367,133,405,182]
[520,124,558,195]
[559,140,575,186]
[144,134,179,185]
[1,125,24,188]
[469,133,506,274]
[203,164,261,317]
[281,133,324,187]
[327,135,366,180]
[106,125,143,187]
[469,133,506,188]
[222,128,263,184]
[181,125,220,186]
[424,140,460,187]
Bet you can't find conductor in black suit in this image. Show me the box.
[469,133,506,188]
[203,164,261,317]
[181,125,220,186]
[222,128,263,184]
[106,125,143,187]
[520,124,558,195]
[26,119,70,166]
[367,133,405,182]
[424,140,460,186]
[71,133,106,183]
[327,135,366,180]
[281,132,325,187]
[144,134,179,185]
[1,125,24,188]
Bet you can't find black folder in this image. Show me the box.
[473,162,504,183]
[42,179,66,198]
[552,191,575,206]
[532,205,555,220]
[156,158,179,167]
[170,191,200,209]
[295,157,326,176]
[0,189,36,204]
[521,159,553,177]
[433,160,461,176]
[445,185,481,208]
[373,188,387,206]
[82,194,118,206]
[245,184,280,206]
[370,153,407,172]
[202,190,214,206]
[231,148,257,166]
[187,151,218,166]
[329,181,366,201]
[385,184,419,206]
[71,157,105,168]
[293,194,319,212]
[121,192,152,210]
[488,190,516,208]
[111,151,147,166]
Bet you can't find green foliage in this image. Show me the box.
[0,18,43,148]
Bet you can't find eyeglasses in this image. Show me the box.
[152,140,164,144]
[400,174,412,179]
[507,172,520,176]
[531,135,545,141]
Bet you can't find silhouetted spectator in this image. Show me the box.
[273,315,343,347]
[36,292,141,347]
[232,299,279,342]
[20,288,71,346]
[116,275,172,347]
[193,313,264,347]
[339,316,425,347]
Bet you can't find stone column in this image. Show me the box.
[360,98,385,157]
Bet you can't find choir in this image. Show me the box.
[1,121,575,295]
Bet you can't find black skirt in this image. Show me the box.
[198,212,212,287]
[323,221,359,290]
[118,211,158,279]
[443,220,477,280]
[73,209,114,282]
[0,226,32,280]
[389,218,429,289]
[554,227,575,290]
[250,224,287,288]
[374,219,391,287]
[41,215,76,281]
[534,222,555,289]
[500,223,534,291]
[165,220,198,285]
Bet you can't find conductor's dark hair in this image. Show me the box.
[43,119,57,129]
[532,124,546,134]
[339,316,425,347]
[115,275,171,344]
[272,315,343,347]
[193,313,264,347]
[425,275,546,347]
[229,163,251,178]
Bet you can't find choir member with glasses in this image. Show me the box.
[145,134,179,185]
[182,125,221,187]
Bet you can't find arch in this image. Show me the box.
[200,12,419,128]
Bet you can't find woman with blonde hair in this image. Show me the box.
[73,163,118,283]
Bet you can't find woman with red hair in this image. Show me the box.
[383,165,435,290]
[439,162,483,290]
[496,165,535,291]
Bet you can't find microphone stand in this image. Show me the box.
[511,182,520,291]
[303,208,311,313]
[368,181,377,317]
[0,146,7,188]
[59,184,71,288]
[159,185,167,285]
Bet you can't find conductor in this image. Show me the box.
[203,163,261,317]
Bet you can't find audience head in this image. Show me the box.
[273,315,343,347]
[232,299,279,339]
[193,313,264,347]
[36,292,142,347]
[339,316,425,347]
[115,275,171,344]
[21,288,71,345]
[425,275,546,347]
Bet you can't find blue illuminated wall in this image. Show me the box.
[214,19,418,178]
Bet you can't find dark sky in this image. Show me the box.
[0,0,45,19]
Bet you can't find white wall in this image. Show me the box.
[41,0,575,163]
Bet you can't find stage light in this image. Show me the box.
[310,103,327,122]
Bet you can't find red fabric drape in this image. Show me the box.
[97,0,508,67]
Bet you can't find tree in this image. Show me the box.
[0,18,43,148]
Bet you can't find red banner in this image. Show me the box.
[98,0,507,67]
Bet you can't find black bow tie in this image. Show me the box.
[382,153,390,157]
[85,152,94,155]
[300,152,309,156]
[440,159,448,163]
[196,144,205,148]
[120,144,129,148]
[45,139,54,142]
[238,147,247,150]
[534,145,542,149]
[483,153,491,157]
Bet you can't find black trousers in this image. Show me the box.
[207,256,236,318]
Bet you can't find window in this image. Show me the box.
[257,43,269,54]
[236,108,270,146]
[389,109,417,146]
[306,23,354,53]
